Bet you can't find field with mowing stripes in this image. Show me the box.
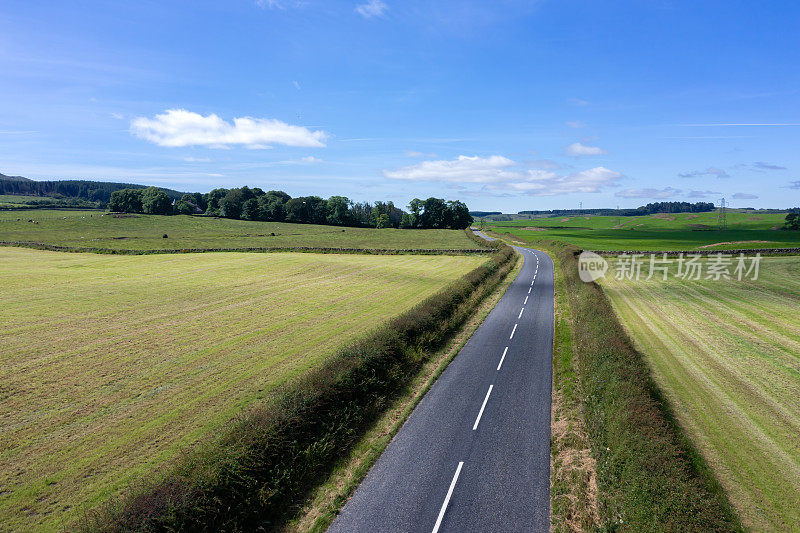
[0,210,481,251]
[0,247,486,531]
[601,256,800,530]
[489,211,800,251]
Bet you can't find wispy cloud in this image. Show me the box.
[615,187,682,199]
[687,189,722,198]
[751,161,786,171]
[405,150,438,158]
[356,0,388,18]
[678,167,730,179]
[568,98,589,106]
[130,109,327,149]
[565,120,585,129]
[732,192,759,200]
[680,123,800,127]
[788,181,800,190]
[383,155,622,196]
[564,142,607,156]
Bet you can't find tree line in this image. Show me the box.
[0,178,183,204]
[109,186,473,229]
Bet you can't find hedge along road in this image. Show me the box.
[329,232,554,532]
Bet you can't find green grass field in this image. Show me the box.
[601,256,800,530]
[0,210,481,251]
[0,195,52,208]
[0,247,486,531]
[488,211,800,251]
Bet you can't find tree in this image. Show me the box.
[408,198,423,228]
[326,196,353,226]
[400,212,414,228]
[257,195,284,221]
[220,189,246,219]
[420,197,447,228]
[376,213,391,228]
[141,187,173,215]
[108,188,143,213]
[241,198,260,220]
[205,188,228,211]
[285,197,311,223]
[784,212,800,230]
[174,200,195,215]
[446,200,473,229]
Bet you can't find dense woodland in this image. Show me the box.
[517,201,716,218]
[0,174,183,203]
[109,186,474,229]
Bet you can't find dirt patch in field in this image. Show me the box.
[687,215,700,219]
[689,223,714,230]
[560,218,571,222]
[651,214,676,221]
[697,240,776,249]
[522,227,548,231]
[771,224,783,230]
[747,216,763,221]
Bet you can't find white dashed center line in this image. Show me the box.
[497,346,508,370]
[524,295,528,304]
[518,308,525,319]
[472,385,494,430]
[432,462,464,533]
[509,323,518,339]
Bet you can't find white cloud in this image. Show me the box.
[383,155,622,196]
[732,192,759,199]
[356,0,388,18]
[678,167,730,178]
[405,150,438,158]
[384,155,517,183]
[110,112,124,120]
[565,120,585,129]
[564,142,607,156]
[301,156,323,163]
[568,98,589,106]
[615,187,682,199]
[130,109,326,149]
[751,161,786,171]
[293,80,301,90]
[183,156,211,162]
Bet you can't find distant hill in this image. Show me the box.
[0,172,185,203]
[0,173,33,182]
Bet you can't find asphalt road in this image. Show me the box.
[329,233,554,532]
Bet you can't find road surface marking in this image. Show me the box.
[432,462,464,533]
[473,385,494,430]
[518,308,525,319]
[524,295,528,304]
[497,346,508,370]
[528,287,531,294]
[510,323,518,339]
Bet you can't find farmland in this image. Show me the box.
[0,247,486,531]
[0,210,483,252]
[488,211,800,251]
[601,256,800,530]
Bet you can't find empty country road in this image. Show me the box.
[329,235,554,532]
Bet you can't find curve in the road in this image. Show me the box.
[329,236,554,532]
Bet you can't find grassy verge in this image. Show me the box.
[601,256,800,530]
[488,231,741,531]
[83,243,517,532]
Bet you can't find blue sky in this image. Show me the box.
[1,0,799,212]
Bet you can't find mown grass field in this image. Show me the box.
[601,256,800,530]
[0,247,486,531]
[489,211,800,251]
[0,210,481,251]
